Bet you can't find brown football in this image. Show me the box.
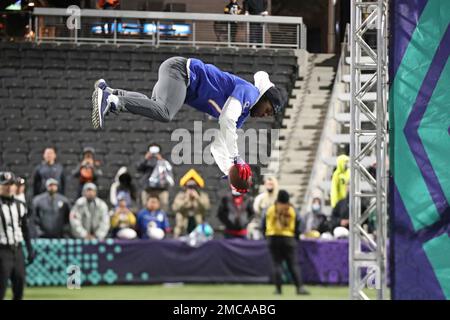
[228,164,252,190]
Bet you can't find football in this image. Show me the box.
[228,164,252,190]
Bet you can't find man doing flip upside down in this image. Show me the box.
[91,56,285,193]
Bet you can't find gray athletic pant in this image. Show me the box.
[115,56,189,122]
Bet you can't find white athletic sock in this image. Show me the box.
[106,94,123,112]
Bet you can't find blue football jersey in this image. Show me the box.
[185,58,260,128]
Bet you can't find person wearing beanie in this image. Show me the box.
[69,183,110,240]
[32,178,71,238]
[262,189,309,295]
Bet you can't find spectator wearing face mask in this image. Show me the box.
[218,188,254,239]
[301,197,330,236]
[248,176,278,239]
[330,154,350,208]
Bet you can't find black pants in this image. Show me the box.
[0,246,26,300]
[268,236,304,292]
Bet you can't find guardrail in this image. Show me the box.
[32,8,307,49]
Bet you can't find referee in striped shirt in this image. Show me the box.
[0,171,36,300]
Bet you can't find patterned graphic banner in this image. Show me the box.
[390,0,450,300]
[26,239,351,286]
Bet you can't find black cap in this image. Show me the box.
[0,172,16,185]
[264,86,285,115]
[277,190,290,204]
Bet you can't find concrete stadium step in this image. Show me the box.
[273,52,337,206]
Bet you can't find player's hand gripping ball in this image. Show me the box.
[228,157,252,193]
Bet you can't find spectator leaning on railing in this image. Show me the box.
[243,0,268,46]
[224,0,242,43]
[32,178,71,239]
[70,183,110,240]
[31,146,65,197]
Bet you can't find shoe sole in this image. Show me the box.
[91,87,103,129]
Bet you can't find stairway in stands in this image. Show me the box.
[272,53,337,209]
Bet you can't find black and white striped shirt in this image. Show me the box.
[0,196,27,246]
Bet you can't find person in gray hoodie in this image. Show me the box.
[32,178,71,238]
[70,183,110,240]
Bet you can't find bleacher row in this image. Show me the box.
[0,42,298,223]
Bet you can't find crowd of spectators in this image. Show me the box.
[2,144,359,243]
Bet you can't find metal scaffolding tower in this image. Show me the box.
[349,0,389,300]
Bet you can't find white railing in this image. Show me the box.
[33,8,306,49]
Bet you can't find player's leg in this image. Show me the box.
[118,57,188,122]
[91,57,188,129]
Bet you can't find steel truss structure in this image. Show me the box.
[349,0,389,299]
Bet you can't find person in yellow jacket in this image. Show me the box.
[262,190,309,295]
[330,154,350,208]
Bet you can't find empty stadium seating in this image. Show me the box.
[0,41,298,229]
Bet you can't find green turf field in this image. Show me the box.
[4,284,381,300]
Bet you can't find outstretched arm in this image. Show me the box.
[210,96,242,176]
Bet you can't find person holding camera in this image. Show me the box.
[72,147,103,198]
[172,170,210,238]
[136,143,174,212]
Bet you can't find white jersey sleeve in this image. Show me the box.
[210,96,242,175]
